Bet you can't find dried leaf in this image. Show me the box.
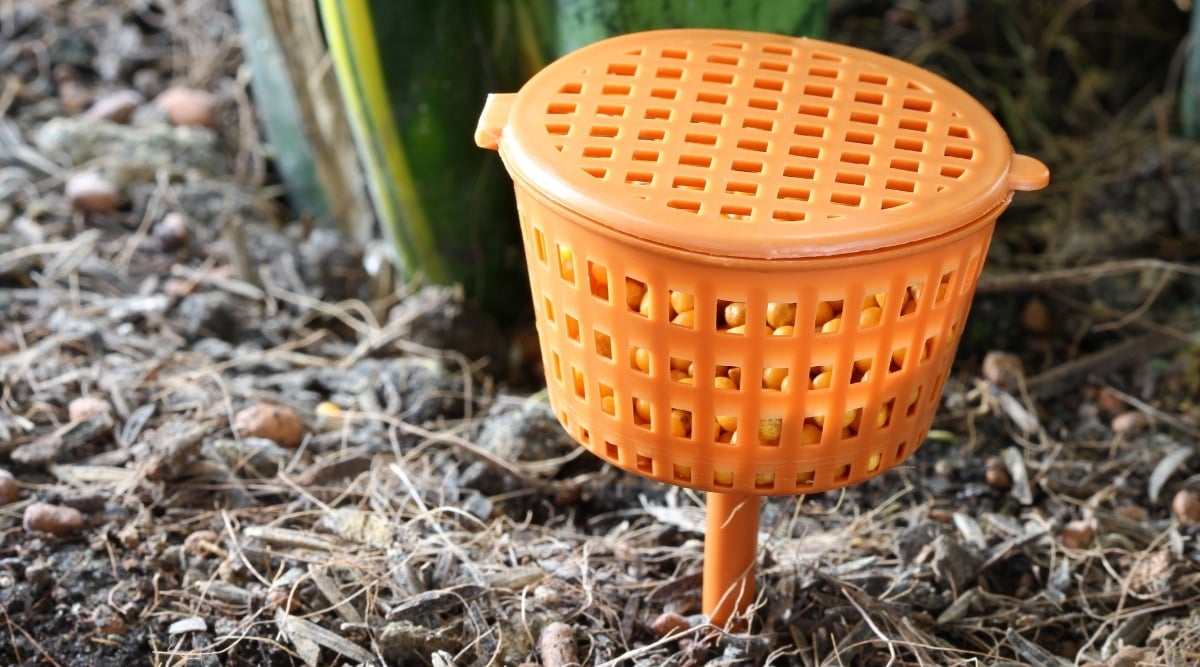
[1148,448,1193,503]
[1002,447,1034,505]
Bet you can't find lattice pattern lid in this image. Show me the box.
[477,29,1048,259]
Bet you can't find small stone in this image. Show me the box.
[1111,411,1147,437]
[183,529,220,555]
[1114,504,1149,523]
[65,170,119,213]
[1060,519,1095,549]
[23,502,86,535]
[1019,297,1051,334]
[68,396,112,422]
[234,403,305,448]
[0,469,18,505]
[984,456,1011,490]
[154,86,218,128]
[84,89,145,123]
[1170,489,1200,525]
[152,212,189,251]
[1095,386,1125,414]
[981,351,1023,389]
[652,611,691,637]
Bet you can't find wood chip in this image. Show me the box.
[275,609,374,665]
[244,526,339,552]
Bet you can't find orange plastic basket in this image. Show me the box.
[476,28,1047,626]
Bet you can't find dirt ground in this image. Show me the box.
[2,1,1200,666]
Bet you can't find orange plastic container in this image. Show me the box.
[476,29,1047,627]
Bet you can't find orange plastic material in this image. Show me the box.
[476,28,1048,628]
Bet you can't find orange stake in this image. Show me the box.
[703,492,760,627]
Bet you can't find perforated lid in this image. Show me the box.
[477,29,1048,259]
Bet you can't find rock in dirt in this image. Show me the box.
[23,502,85,534]
[234,403,305,448]
[65,170,120,213]
[154,86,218,128]
[1171,489,1200,525]
[0,469,18,505]
[652,611,690,637]
[84,89,144,123]
[35,116,227,182]
[931,533,983,592]
[68,396,112,422]
[538,622,579,667]
[152,212,189,252]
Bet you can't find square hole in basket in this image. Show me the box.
[638,128,665,142]
[754,471,777,490]
[630,346,650,375]
[762,367,787,391]
[645,107,672,120]
[586,261,609,301]
[542,296,556,323]
[890,347,907,372]
[578,426,590,444]
[880,398,896,428]
[727,181,758,196]
[582,145,613,158]
[737,138,768,152]
[599,384,615,417]
[604,441,618,461]
[866,452,882,472]
[720,204,752,220]
[902,282,923,316]
[834,463,851,482]
[855,89,885,105]
[564,313,580,342]
[809,365,832,390]
[671,301,696,331]
[571,367,585,398]
[850,358,873,383]
[757,418,783,445]
[921,336,936,363]
[713,470,734,489]
[550,351,563,385]
[673,464,693,483]
[896,440,908,460]
[594,330,613,360]
[626,277,648,314]
[748,97,779,111]
[633,396,652,428]
[556,245,576,283]
[684,132,717,146]
[768,302,798,333]
[796,469,816,487]
[891,157,920,173]
[533,227,548,263]
[707,53,740,65]
[906,387,923,416]
[799,103,829,118]
[670,356,693,382]
[722,301,747,332]
[670,408,693,439]
[936,271,955,304]
[636,453,653,473]
[743,117,775,131]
